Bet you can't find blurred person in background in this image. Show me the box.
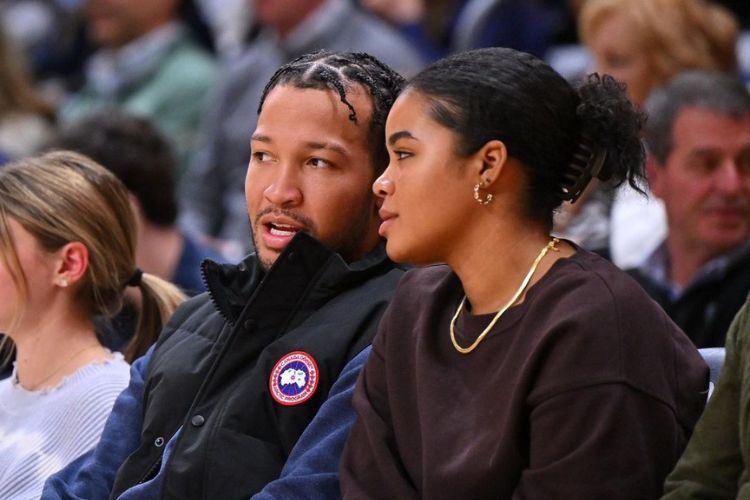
[60,0,216,176]
[627,71,750,348]
[662,301,750,497]
[194,0,251,57]
[0,152,184,499]
[179,0,424,259]
[54,109,223,297]
[0,0,94,100]
[580,0,737,109]
[357,0,462,61]
[555,0,739,267]
[359,0,557,62]
[0,23,55,163]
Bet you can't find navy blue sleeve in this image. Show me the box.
[251,346,371,500]
[41,347,153,499]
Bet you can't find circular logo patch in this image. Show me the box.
[269,351,319,406]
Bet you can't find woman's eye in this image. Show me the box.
[395,151,412,160]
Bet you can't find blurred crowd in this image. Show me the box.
[0,0,746,270]
[2,1,750,497]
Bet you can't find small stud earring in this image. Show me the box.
[59,278,69,288]
[473,183,493,205]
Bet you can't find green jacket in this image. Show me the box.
[62,31,216,175]
[663,298,750,499]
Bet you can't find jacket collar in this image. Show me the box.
[200,233,394,325]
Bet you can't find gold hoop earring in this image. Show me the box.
[473,183,493,205]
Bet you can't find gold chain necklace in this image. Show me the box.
[450,238,559,354]
[22,343,101,391]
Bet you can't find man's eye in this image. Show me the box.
[737,150,750,174]
[690,157,720,175]
[252,152,271,162]
[309,158,332,168]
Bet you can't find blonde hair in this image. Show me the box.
[579,0,738,88]
[0,151,185,363]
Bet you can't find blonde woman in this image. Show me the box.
[580,0,738,108]
[0,152,185,499]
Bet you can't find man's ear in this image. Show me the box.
[54,241,89,288]
[646,156,666,200]
[472,139,507,187]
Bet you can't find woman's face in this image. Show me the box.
[373,90,476,265]
[587,12,656,107]
[0,219,58,334]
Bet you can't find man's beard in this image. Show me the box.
[249,202,376,272]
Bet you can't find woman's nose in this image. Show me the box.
[373,174,394,197]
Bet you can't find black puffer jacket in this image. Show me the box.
[111,233,404,499]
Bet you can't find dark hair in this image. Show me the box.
[51,109,178,226]
[407,47,645,228]
[258,50,406,173]
[645,71,750,164]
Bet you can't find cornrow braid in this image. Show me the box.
[258,50,406,173]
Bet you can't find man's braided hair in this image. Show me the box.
[258,51,405,173]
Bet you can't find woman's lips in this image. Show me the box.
[378,210,396,237]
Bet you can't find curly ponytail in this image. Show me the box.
[575,73,646,192]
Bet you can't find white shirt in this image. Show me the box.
[0,352,130,499]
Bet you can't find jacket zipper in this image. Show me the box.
[137,453,163,485]
[200,260,233,325]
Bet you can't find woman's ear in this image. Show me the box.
[473,139,507,187]
[54,242,89,288]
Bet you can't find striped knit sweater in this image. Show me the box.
[0,352,130,499]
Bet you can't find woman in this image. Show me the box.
[339,48,708,499]
[0,151,185,498]
[579,0,738,109]
[571,0,739,265]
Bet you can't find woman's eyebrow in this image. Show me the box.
[388,131,416,146]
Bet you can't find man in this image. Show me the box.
[42,51,406,498]
[61,0,216,173]
[628,71,750,348]
[179,0,424,257]
[54,109,222,296]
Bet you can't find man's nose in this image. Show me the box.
[714,160,743,195]
[264,165,303,206]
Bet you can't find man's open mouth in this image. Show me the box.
[267,222,302,236]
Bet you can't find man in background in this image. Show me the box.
[629,71,750,347]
